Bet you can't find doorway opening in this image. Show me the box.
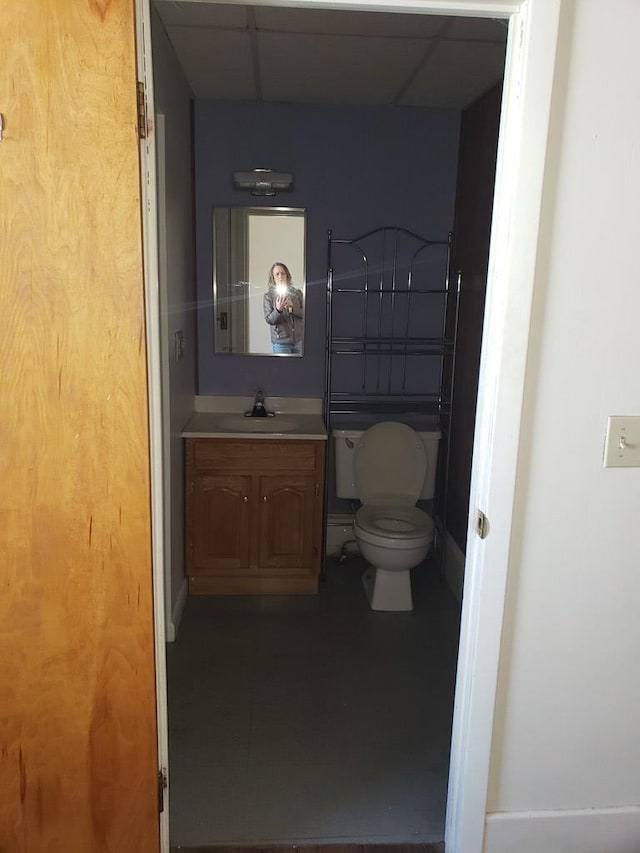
[136,1,561,850]
[156,3,502,847]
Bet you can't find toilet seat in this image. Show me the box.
[355,505,434,549]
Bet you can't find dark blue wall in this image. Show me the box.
[194,100,461,397]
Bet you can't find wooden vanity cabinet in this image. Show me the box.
[185,438,325,594]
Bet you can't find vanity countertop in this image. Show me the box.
[182,410,328,441]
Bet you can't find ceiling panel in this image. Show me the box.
[400,39,506,108]
[254,7,449,38]
[155,0,248,28]
[166,27,256,99]
[153,2,508,109]
[258,32,427,105]
[447,15,507,41]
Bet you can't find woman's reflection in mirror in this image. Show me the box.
[263,262,304,354]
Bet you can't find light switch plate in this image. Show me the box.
[603,416,640,467]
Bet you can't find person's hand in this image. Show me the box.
[275,295,293,312]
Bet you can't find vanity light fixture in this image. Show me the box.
[232,168,294,196]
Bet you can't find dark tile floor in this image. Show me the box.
[167,557,461,848]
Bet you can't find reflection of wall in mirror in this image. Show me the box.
[248,213,305,354]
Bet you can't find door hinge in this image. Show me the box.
[475,510,489,540]
[136,81,148,139]
[158,767,168,813]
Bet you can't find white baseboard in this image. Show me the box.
[166,577,188,643]
[484,806,640,853]
[444,530,465,602]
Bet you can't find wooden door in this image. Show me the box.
[0,2,159,851]
[189,473,252,574]
[258,475,317,571]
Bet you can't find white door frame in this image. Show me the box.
[135,2,171,849]
[135,1,562,851]
[444,2,561,850]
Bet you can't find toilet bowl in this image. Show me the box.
[333,421,440,612]
[356,506,435,611]
[355,505,434,569]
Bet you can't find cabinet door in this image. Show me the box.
[257,475,318,571]
[189,473,252,574]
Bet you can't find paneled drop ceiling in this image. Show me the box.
[153,1,508,109]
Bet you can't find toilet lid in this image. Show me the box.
[354,422,427,506]
[355,505,434,543]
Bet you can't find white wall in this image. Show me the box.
[151,9,196,637]
[485,1,640,849]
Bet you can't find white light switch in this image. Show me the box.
[603,416,640,467]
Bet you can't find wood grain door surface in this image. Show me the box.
[0,2,160,851]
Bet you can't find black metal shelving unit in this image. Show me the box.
[324,225,460,567]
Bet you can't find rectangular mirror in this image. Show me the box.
[213,206,306,356]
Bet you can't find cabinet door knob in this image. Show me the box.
[262,496,268,502]
[243,496,249,503]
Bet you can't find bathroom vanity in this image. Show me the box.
[182,401,327,595]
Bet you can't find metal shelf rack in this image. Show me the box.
[324,225,459,564]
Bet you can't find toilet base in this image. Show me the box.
[362,566,413,612]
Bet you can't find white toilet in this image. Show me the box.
[333,422,441,611]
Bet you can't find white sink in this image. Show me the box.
[217,414,298,433]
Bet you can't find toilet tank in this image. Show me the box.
[333,427,442,500]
